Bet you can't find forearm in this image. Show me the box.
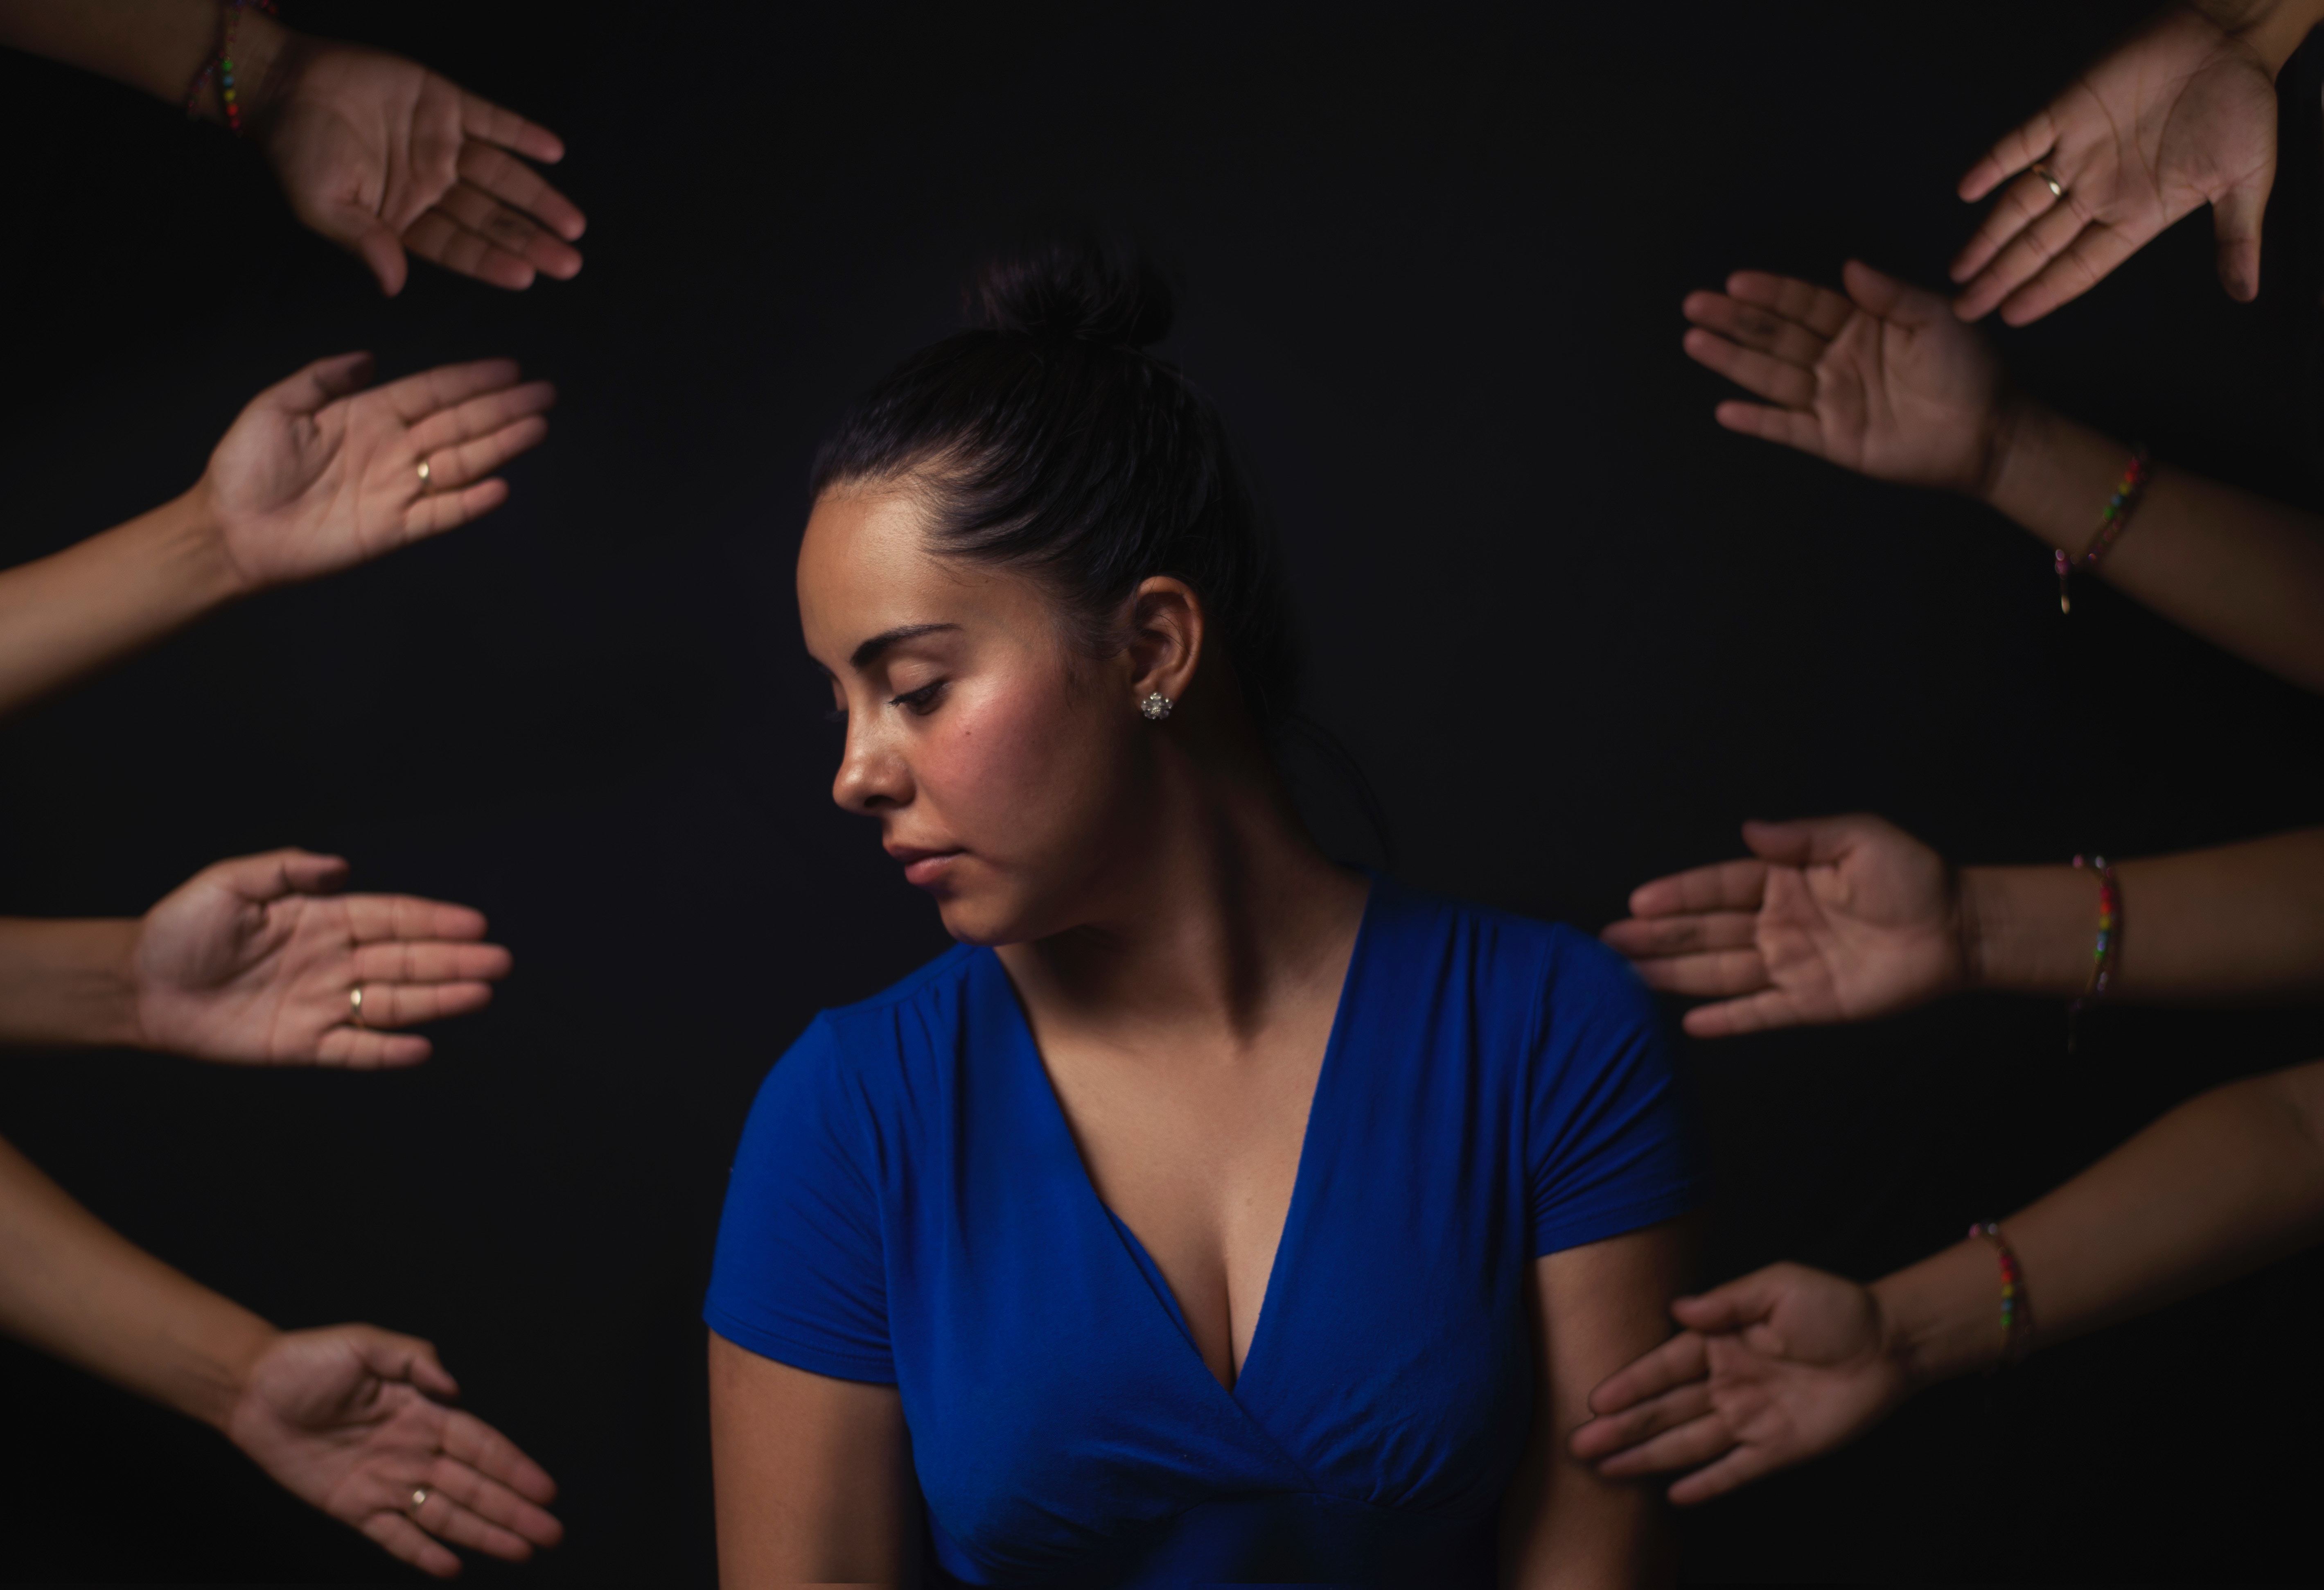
[2189,0,2324,70]
[0,0,289,120]
[0,919,144,1048]
[1875,1058,2324,1385]
[0,488,246,720]
[0,1133,276,1430]
[1962,828,2324,1002]
[1982,399,2324,693]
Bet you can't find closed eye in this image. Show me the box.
[891,680,946,716]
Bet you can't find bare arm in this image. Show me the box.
[1499,1220,1688,1589]
[0,0,288,117]
[709,1334,919,1587]
[1573,1059,2324,1501]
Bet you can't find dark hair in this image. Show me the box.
[808,232,1302,740]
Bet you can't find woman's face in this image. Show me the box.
[796,486,1152,946]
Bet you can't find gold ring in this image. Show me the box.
[350,986,366,1028]
[415,458,432,484]
[2031,163,2064,200]
[407,1484,430,1516]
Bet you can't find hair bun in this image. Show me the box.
[966,230,1176,350]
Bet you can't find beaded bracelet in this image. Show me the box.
[2067,853,2119,1052]
[1968,1222,2035,1368]
[183,0,280,136]
[2053,445,2152,614]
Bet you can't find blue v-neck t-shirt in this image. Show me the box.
[705,877,1702,1587]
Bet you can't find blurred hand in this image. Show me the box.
[1568,1263,1910,1506]
[260,37,585,296]
[1951,5,2277,324]
[226,1324,562,1579]
[1600,816,1965,1038]
[1680,262,2016,496]
[133,849,511,1067]
[201,352,554,592]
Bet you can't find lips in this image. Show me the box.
[887,844,966,890]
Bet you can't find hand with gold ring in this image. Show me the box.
[225,1323,562,1578]
[199,352,556,594]
[131,848,512,1067]
[1951,4,2279,325]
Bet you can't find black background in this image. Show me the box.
[4,2,2324,1583]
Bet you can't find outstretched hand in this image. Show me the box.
[1951,5,2277,324]
[226,1325,562,1579]
[1600,816,1966,1037]
[201,352,554,592]
[133,849,511,1067]
[1680,262,2015,495]
[1568,1263,1909,1506]
[260,38,585,296]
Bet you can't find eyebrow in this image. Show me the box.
[849,622,960,671]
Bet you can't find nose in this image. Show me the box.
[831,714,912,815]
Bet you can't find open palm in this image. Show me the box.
[1952,5,2277,324]
[1570,1263,1909,1506]
[262,40,585,296]
[1600,815,1966,1037]
[227,1325,562,1579]
[1680,262,2014,495]
[132,849,510,1067]
[202,353,554,592]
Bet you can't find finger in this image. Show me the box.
[1587,1330,1709,1417]
[1957,106,2058,203]
[1712,400,1829,455]
[460,87,568,166]
[256,353,377,418]
[1949,167,2069,299]
[1722,271,1852,339]
[429,1455,564,1548]
[413,415,552,495]
[1681,291,1829,369]
[411,1484,539,1562]
[456,143,586,245]
[1680,988,1808,1038]
[1570,1381,1715,1460]
[441,1406,559,1505]
[295,196,411,296]
[351,939,514,986]
[2212,172,2271,303]
[375,359,526,426]
[404,208,540,291]
[432,176,583,280]
[1627,857,1768,919]
[1837,259,1936,329]
[315,1024,433,1068]
[1667,1440,1790,1506]
[358,1510,461,1578]
[1954,187,2101,322]
[1628,948,1770,1001]
[350,980,496,1028]
[342,895,492,944]
[1996,222,2145,326]
[405,380,557,459]
[343,1325,462,1399]
[1593,1409,1742,1479]
[1668,1271,1790,1335]
[1599,910,1761,960]
[1738,815,1856,867]
[1680,327,1816,409]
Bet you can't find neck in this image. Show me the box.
[996,743,1368,1055]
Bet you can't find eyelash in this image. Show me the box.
[890,681,945,716]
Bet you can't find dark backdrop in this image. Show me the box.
[4,2,2324,1583]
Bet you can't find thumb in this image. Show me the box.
[1670,1268,1792,1334]
[347,1325,462,1400]
[308,200,408,296]
[1738,815,1860,867]
[2213,174,2270,303]
[199,848,351,903]
[1839,258,1931,327]
[257,352,376,419]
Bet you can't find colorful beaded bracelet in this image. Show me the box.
[2053,445,2151,614]
[183,0,280,136]
[1968,1221,2035,1369]
[2067,853,2119,1052]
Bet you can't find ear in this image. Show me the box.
[1125,576,1204,711]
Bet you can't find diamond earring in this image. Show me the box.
[1140,691,1174,721]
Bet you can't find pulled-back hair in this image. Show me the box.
[808,231,1302,741]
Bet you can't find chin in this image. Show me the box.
[932,892,1022,947]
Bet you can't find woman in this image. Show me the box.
[704,236,1701,1587]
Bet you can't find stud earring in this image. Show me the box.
[1139,691,1174,721]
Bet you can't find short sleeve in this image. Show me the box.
[1526,931,1703,1257]
[704,1015,897,1383]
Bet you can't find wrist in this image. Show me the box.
[189,1316,281,1434]
[1870,1240,2004,1392]
[1976,392,2058,517]
[178,477,264,601]
[2190,0,2324,73]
